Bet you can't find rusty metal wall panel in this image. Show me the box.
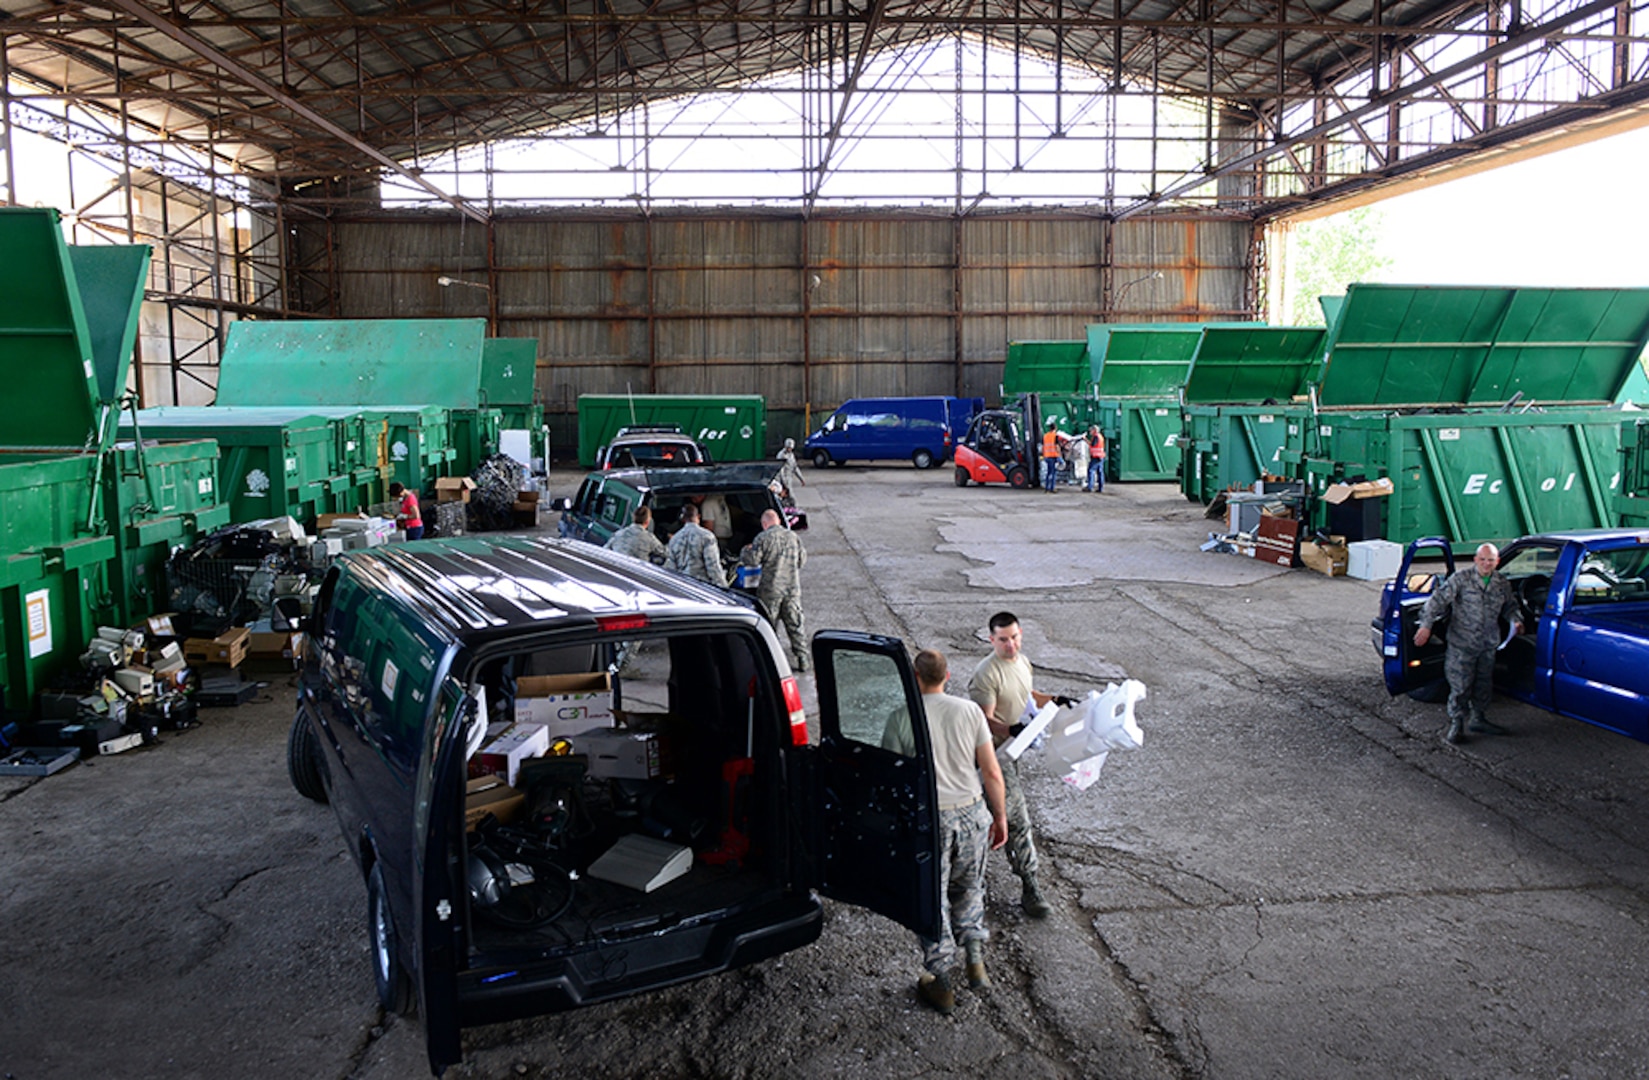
[653,219,799,266]
[963,266,1099,314]
[808,219,954,268]
[653,317,803,361]
[810,267,952,316]
[496,221,645,268]
[965,219,1104,266]
[654,269,802,315]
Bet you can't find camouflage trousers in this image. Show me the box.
[1445,646,1496,724]
[999,753,1038,881]
[761,590,808,669]
[920,798,993,974]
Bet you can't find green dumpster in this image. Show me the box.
[214,318,489,409]
[449,407,505,478]
[577,394,767,466]
[484,338,550,471]
[0,207,123,711]
[1003,341,1091,396]
[1301,283,1649,548]
[1179,326,1326,503]
[1615,418,1649,527]
[1086,325,1203,483]
[122,407,342,526]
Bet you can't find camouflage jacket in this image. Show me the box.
[1420,567,1519,654]
[666,522,726,586]
[742,523,807,597]
[604,523,665,565]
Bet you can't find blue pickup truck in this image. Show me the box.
[1374,529,1649,742]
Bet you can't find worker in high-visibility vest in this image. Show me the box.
[1040,420,1065,493]
[1085,425,1107,493]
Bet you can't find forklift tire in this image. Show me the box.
[287,713,328,803]
[912,448,935,470]
[811,450,831,468]
[954,467,970,487]
[1007,466,1030,489]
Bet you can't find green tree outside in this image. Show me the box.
[1283,207,1394,325]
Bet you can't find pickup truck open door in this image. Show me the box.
[1375,537,1456,698]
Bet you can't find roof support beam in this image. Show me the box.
[99,0,487,223]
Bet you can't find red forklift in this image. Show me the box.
[953,394,1043,488]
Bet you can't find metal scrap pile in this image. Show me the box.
[468,453,530,532]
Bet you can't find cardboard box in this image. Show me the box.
[464,775,525,828]
[144,613,178,638]
[436,477,477,503]
[247,631,306,661]
[1347,539,1404,581]
[514,673,615,738]
[512,501,541,527]
[475,723,550,786]
[315,512,366,532]
[182,626,250,668]
[1323,476,1394,504]
[574,726,671,781]
[1299,537,1349,577]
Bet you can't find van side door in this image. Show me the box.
[414,676,473,1075]
[803,630,942,941]
[1549,538,1649,741]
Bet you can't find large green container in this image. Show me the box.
[298,406,392,513]
[1178,326,1326,503]
[378,405,454,492]
[576,394,767,466]
[104,439,230,622]
[0,207,127,712]
[1086,325,1205,483]
[214,318,489,409]
[1003,341,1090,396]
[449,407,505,478]
[122,407,343,526]
[484,338,551,470]
[1302,283,1649,547]
[1303,409,1627,547]
[1616,418,1649,526]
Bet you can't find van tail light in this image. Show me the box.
[782,676,808,745]
[596,614,650,632]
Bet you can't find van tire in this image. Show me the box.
[954,467,970,487]
[1007,466,1030,489]
[287,714,328,803]
[369,864,414,1015]
[912,449,935,470]
[811,450,831,468]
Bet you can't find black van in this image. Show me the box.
[287,536,941,1073]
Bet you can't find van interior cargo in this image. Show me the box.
[462,628,784,958]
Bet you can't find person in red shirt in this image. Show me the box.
[388,482,424,540]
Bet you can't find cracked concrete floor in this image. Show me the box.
[6,466,1649,1079]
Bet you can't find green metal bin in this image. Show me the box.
[1301,283,1649,548]
[0,207,125,711]
[576,394,767,466]
[484,338,550,470]
[1179,326,1325,503]
[1086,324,1205,483]
[122,407,342,526]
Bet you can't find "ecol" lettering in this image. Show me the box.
[1461,471,1620,495]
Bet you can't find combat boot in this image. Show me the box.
[1467,715,1508,736]
[1444,716,1465,744]
[965,939,991,992]
[1021,877,1051,918]
[917,971,955,1015]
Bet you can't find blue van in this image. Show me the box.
[804,396,983,469]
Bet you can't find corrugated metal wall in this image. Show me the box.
[307,210,1257,443]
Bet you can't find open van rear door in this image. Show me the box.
[807,631,942,942]
[1376,537,1456,697]
[414,677,474,1074]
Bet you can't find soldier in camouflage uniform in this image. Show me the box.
[1416,542,1523,744]
[882,648,1007,1014]
[775,437,805,497]
[968,611,1069,918]
[740,508,810,671]
[665,503,726,587]
[603,506,666,565]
